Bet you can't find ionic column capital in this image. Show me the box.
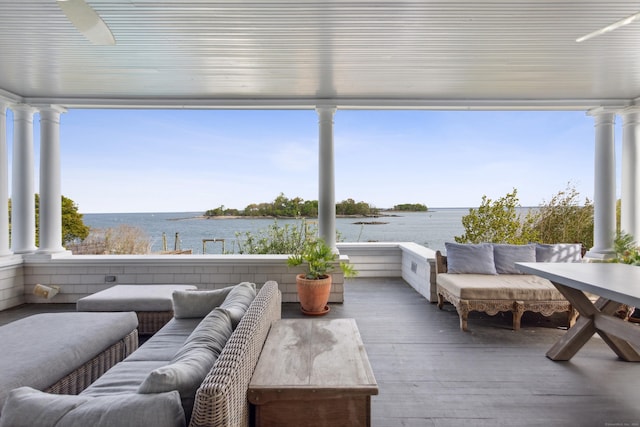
[316,105,337,121]
[587,108,616,126]
[34,104,67,116]
[11,104,37,115]
[620,106,640,125]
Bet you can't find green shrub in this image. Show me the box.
[232,220,317,254]
[527,184,593,248]
[455,189,538,244]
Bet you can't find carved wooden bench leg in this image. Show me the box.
[437,293,445,310]
[513,301,525,331]
[458,300,470,331]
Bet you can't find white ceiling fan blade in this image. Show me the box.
[56,0,115,45]
[577,10,640,42]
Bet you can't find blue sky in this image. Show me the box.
[6,109,622,213]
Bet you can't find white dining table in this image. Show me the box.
[516,262,640,362]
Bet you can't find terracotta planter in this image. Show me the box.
[296,273,331,315]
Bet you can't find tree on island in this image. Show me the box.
[205,193,379,218]
[392,203,428,212]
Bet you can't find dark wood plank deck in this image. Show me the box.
[284,278,640,427]
[2,278,639,426]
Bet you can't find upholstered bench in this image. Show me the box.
[435,243,581,331]
[77,284,197,335]
[0,312,138,414]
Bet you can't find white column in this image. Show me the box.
[587,109,617,258]
[620,108,640,240]
[316,105,337,251]
[38,106,66,254]
[0,103,10,256]
[11,105,37,254]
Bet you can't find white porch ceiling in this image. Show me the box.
[1,0,640,109]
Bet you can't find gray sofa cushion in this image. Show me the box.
[172,285,235,319]
[0,312,138,411]
[0,386,185,427]
[138,308,234,419]
[493,243,536,274]
[81,360,168,396]
[77,284,197,312]
[125,318,201,362]
[444,242,498,275]
[172,308,233,361]
[220,282,257,328]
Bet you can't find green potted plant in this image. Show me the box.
[287,238,357,315]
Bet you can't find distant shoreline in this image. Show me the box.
[169,213,406,221]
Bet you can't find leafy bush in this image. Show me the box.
[232,220,317,254]
[455,189,538,244]
[456,185,594,248]
[527,184,593,249]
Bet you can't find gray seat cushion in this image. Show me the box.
[125,318,201,362]
[81,360,168,396]
[0,312,138,411]
[77,284,197,312]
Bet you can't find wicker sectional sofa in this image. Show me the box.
[435,243,582,331]
[0,280,282,427]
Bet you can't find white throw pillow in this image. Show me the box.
[535,243,582,263]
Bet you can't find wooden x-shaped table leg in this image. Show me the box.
[547,283,640,361]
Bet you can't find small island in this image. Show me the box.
[202,193,428,219]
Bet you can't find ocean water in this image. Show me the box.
[81,209,469,254]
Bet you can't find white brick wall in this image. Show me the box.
[20,254,346,304]
[0,257,25,311]
[1,243,437,310]
[337,242,436,302]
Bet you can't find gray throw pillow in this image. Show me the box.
[536,243,582,262]
[138,353,216,421]
[172,286,235,319]
[220,282,257,328]
[0,387,185,427]
[444,242,497,275]
[493,244,536,274]
[138,308,233,420]
[172,308,233,361]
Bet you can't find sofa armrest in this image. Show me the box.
[189,281,281,427]
[435,250,448,274]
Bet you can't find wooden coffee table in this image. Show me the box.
[248,318,378,427]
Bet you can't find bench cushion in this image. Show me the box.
[77,284,197,312]
[0,312,138,411]
[436,273,565,301]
